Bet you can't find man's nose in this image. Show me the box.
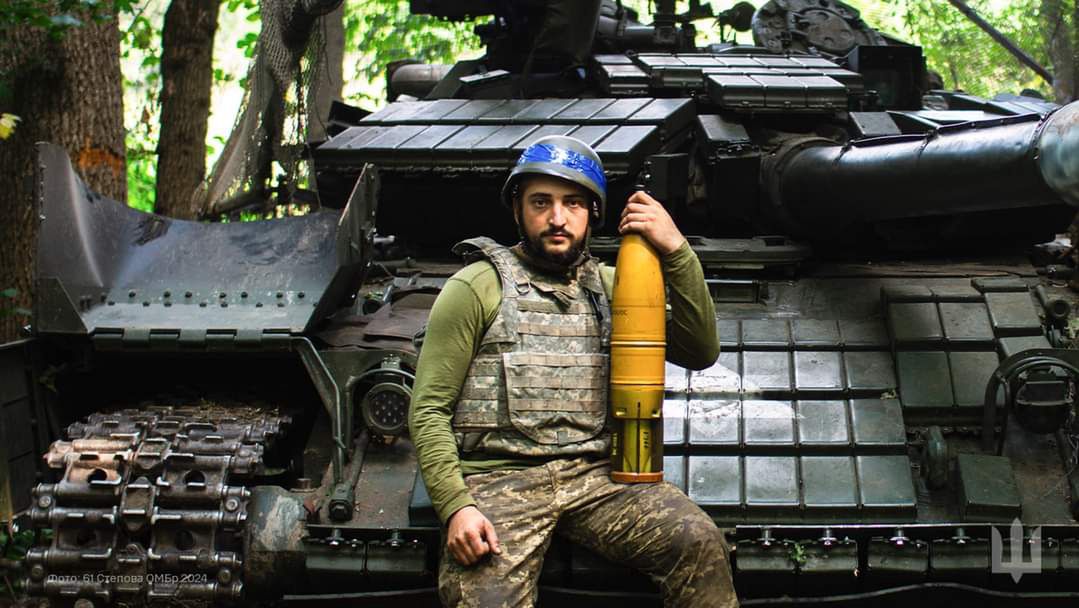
[548,201,567,226]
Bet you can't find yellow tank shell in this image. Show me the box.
[609,233,666,483]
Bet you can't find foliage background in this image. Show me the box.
[4,0,1063,212]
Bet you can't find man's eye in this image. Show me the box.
[566,200,585,209]
[531,199,549,208]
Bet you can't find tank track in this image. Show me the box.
[25,405,290,605]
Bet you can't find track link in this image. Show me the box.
[25,405,290,605]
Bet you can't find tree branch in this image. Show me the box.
[945,0,1054,85]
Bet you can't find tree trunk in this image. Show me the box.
[155,0,221,219]
[0,9,126,342]
[1042,0,1075,102]
[1072,0,1079,100]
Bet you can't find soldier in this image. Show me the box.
[409,135,738,608]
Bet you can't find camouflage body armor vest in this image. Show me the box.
[450,237,613,458]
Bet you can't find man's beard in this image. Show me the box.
[521,228,588,268]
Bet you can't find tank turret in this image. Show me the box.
[315,0,1077,254]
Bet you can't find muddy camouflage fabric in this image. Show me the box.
[439,457,739,608]
[450,237,614,458]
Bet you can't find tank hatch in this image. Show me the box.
[33,143,361,343]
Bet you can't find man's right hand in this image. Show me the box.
[446,505,502,566]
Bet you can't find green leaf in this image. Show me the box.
[133,26,152,50]
[0,288,16,299]
[237,32,258,48]
[788,541,807,566]
[212,67,234,85]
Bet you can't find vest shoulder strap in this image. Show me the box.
[453,238,527,344]
[453,238,530,296]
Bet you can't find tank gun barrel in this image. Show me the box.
[768,101,1079,239]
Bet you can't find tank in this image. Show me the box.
[8,0,1079,605]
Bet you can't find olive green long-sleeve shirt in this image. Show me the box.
[408,241,718,524]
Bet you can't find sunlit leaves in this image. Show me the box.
[343,0,482,104]
[125,135,156,213]
[237,31,259,58]
[118,3,164,212]
[886,0,1054,98]
[212,67,234,85]
[225,0,259,11]
[0,114,19,140]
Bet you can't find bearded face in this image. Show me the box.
[514,175,592,267]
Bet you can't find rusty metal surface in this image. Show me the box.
[317,288,439,352]
[317,306,429,352]
[244,486,308,600]
[25,405,289,604]
[1002,431,1074,524]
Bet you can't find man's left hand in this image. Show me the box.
[618,191,686,256]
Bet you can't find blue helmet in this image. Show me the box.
[501,135,607,226]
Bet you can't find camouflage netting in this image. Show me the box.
[195,0,342,218]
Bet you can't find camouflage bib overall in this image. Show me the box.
[450,237,613,458]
